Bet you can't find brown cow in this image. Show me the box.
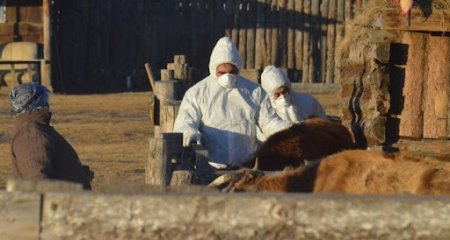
[243,117,356,171]
[215,150,450,195]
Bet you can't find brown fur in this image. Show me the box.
[245,118,356,171]
[230,150,450,195]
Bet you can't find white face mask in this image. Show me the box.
[274,94,291,108]
[217,73,238,89]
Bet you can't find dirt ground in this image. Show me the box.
[0,90,153,191]
[0,88,342,192]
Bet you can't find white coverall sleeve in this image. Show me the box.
[257,94,291,137]
[173,90,202,136]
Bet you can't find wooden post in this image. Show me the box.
[326,0,337,84]
[295,0,304,79]
[232,0,240,47]
[160,69,174,81]
[239,1,247,68]
[334,0,345,84]
[265,1,273,65]
[270,0,278,66]
[170,171,194,186]
[423,35,450,139]
[255,0,266,69]
[146,133,183,187]
[246,0,256,69]
[310,0,320,83]
[320,0,329,83]
[278,0,288,67]
[399,32,426,139]
[155,80,186,133]
[287,0,295,70]
[345,0,352,21]
[0,192,41,240]
[42,0,52,91]
[302,0,311,83]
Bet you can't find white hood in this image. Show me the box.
[208,37,242,79]
[260,65,291,96]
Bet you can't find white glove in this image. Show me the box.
[183,131,201,147]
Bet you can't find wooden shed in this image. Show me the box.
[338,0,450,159]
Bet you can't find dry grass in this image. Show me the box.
[0,90,153,191]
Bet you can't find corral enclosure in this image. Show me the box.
[0,1,449,238]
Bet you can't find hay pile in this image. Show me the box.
[336,0,450,68]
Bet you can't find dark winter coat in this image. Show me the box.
[10,109,92,189]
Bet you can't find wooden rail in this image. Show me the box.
[2,190,450,239]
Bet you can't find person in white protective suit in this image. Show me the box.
[173,37,291,183]
[260,65,328,124]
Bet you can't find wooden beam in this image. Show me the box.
[40,192,450,239]
[381,8,450,32]
[399,32,426,139]
[42,0,52,91]
[423,35,450,139]
[6,179,83,193]
[0,192,40,240]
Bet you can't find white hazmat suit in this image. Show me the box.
[173,37,290,168]
[259,66,327,141]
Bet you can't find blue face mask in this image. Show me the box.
[217,73,238,89]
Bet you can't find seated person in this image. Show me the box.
[173,37,291,184]
[10,82,93,189]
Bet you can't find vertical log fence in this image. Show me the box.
[52,0,370,92]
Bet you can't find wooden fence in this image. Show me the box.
[3,190,450,239]
[52,0,371,93]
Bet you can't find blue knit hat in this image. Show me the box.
[10,82,49,115]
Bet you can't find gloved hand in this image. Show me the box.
[183,131,201,147]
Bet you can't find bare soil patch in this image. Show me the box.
[0,90,153,191]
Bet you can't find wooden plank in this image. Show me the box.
[301,0,311,82]
[334,0,345,84]
[6,179,83,193]
[423,35,450,139]
[239,1,248,68]
[294,0,304,74]
[170,170,194,186]
[42,0,52,91]
[0,192,41,240]
[320,0,329,83]
[255,0,266,69]
[345,0,352,21]
[287,0,295,70]
[325,0,336,84]
[146,137,163,186]
[246,0,256,69]
[40,192,450,239]
[277,0,288,67]
[232,0,240,47]
[310,0,320,82]
[399,32,426,139]
[381,8,450,32]
[225,0,235,37]
[159,104,180,133]
[265,0,273,64]
[270,0,278,66]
